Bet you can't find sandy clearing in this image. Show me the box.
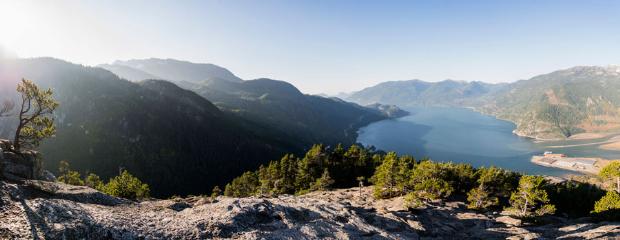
[568,132,608,140]
[599,141,620,151]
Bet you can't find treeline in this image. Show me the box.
[223,144,382,197]
[224,144,620,220]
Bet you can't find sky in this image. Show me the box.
[1,0,620,94]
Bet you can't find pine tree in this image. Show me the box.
[57,160,84,186]
[506,175,555,217]
[311,168,335,191]
[257,165,271,196]
[102,170,150,200]
[410,161,453,200]
[295,155,314,192]
[211,186,222,199]
[279,154,297,194]
[12,79,59,151]
[593,190,620,214]
[600,161,620,193]
[85,173,104,190]
[467,185,498,210]
[224,183,233,197]
[395,155,416,193]
[371,152,399,198]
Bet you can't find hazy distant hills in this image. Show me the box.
[104,58,243,83]
[346,66,620,140]
[0,58,292,197]
[346,79,506,107]
[103,59,397,148]
[97,63,160,82]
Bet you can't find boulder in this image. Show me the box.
[0,139,44,181]
[496,216,522,226]
[40,170,57,182]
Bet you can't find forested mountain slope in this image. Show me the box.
[103,59,399,148]
[346,66,620,140]
[480,66,620,139]
[0,57,292,197]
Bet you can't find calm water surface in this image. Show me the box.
[357,107,620,176]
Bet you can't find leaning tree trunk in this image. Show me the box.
[12,122,22,152]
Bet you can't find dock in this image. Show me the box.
[531,152,602,174]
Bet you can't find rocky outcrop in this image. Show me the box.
[0,139,50,182]
[1,181,619,239]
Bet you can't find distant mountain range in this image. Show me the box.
[346,79,506,107]
[0,57,403,197]
[343,66,620,140]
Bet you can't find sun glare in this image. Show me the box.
[0,0,39,54]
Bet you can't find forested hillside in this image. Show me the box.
[0,57,293,197]
[480,66,620,139]
[103,59,400,148]
[346,66,620,139]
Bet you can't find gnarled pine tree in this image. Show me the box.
[13,79,59,151]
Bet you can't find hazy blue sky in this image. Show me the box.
[1,0,620,94]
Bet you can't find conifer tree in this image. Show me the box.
[85,173,104,190]
[57,160,84,186]
[224,183,233,197]
[506,175,555,217]
[295,155,314,191]
[102,170,150,200]
[257,165,271,196]
[279,154,297,194]
[211,186,222,199]
[410,161,453,200]
[593,190,620,214]
[467,185,498,210]
[311,168,335,191]
[12,79,59,151]
[371,152,399,198]
[600,161,620,193]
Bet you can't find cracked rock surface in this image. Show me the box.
[1,180,619,239]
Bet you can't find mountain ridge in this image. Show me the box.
[103,59,403,148]
[345,65,620,140]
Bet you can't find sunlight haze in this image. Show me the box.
[1,0,620,94]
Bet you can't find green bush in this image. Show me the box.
[593,191,620,214]
[85,173,104,190]
[101,170,150,200]
[57,160,84,186]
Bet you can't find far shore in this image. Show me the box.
[433,106,620,151]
